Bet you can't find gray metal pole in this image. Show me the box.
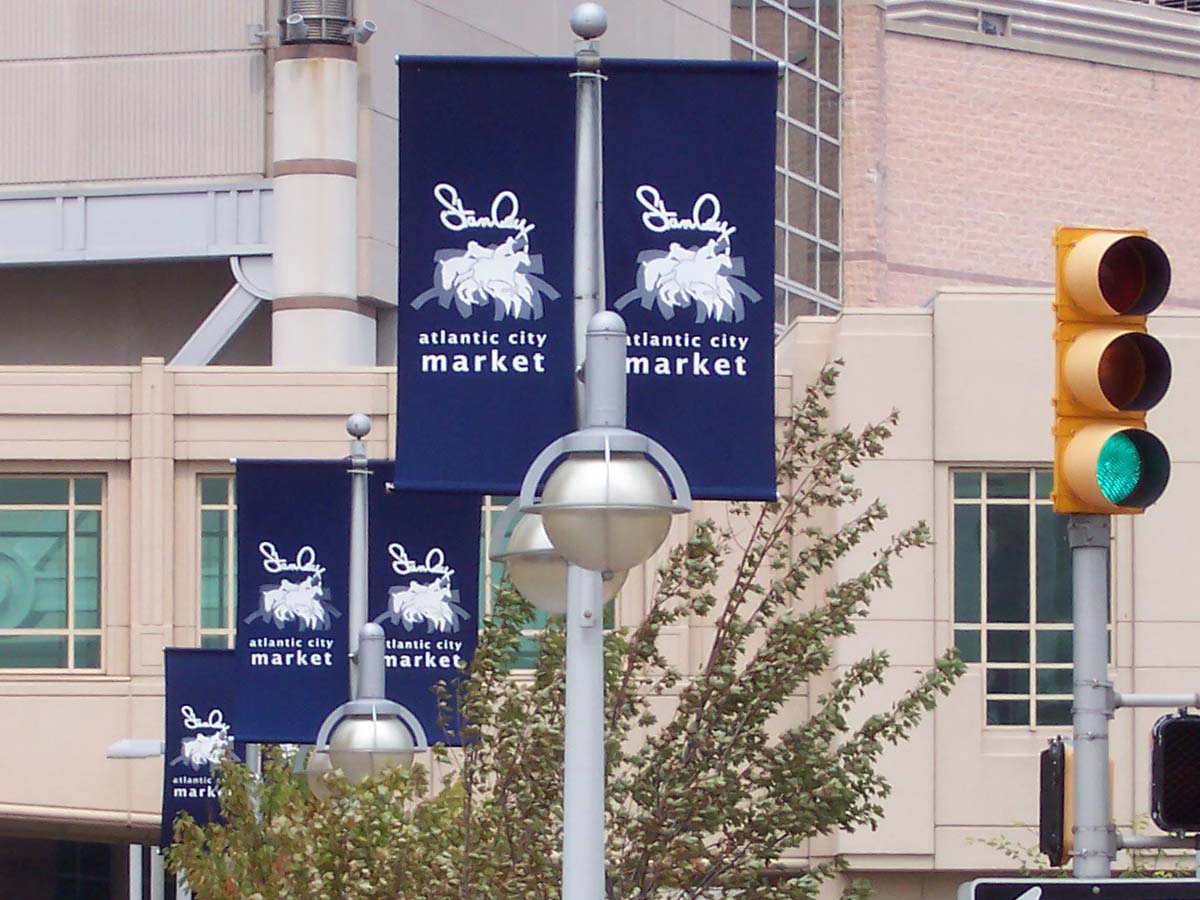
[1069,514,1114,878]
[149,847,164,900]
[347,414,371,695]
[572,16,604,419]
[357,622,387,700]
[583,312,627,429]
[128,845,142,900]
[565,6,609,898]
[564,563,606,899]
[563,313,626,898]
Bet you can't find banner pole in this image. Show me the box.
[564,5,609,899]
[347,414,371,696]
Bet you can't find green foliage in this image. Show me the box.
[167,747,465,899]
[973,817,1196,879]
[166,362,964,899]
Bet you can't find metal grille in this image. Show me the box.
[282,0,354,44]
[1140,0,1200,11]
[1152,714,1200,832]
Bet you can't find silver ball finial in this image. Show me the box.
[346,413,372,438]
[571,2,607,40]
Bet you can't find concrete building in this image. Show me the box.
[1,0,1199,897]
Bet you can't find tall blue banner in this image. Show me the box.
[366,479,481,746]
[604,60,777,501]
[235,460,480,746]
[235,460,352,744]
[395,58,576,495]
[162,648,236,846]
[395,56,777,501]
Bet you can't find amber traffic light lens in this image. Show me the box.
[1097,332,1170,411]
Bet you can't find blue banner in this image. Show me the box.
[604,60,777,501]
[395,56,777,501]
[235,460,352,744]
[162,648,236,846]
[235,460,480,746]
[366,479,480,746]
[395,58,576,495]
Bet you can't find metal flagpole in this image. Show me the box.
[1069,513,1114,878]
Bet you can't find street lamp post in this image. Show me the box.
[565,12,609,894]
[491,7,693,888]
[303,414,427,796]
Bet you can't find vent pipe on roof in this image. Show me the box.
[280,0,358,45]
[270,1,375,366]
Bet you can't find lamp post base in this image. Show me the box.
[563,563,606,898]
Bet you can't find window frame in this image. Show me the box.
[729,0,843,325]
[197,474,237,650]
[0,474,106,673]
[950,466,1113,728]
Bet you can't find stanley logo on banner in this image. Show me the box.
[394,56,778,501]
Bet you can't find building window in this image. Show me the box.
[0,477,103,670]
[198,476,236,649]
[951,470,1102,727]
[730,0,842,325]
[481,496,615,671]
[55,841,112,900]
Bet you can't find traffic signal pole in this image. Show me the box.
[1069,514,1115,878]
[1066,514,1200,875]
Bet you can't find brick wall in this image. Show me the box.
[842,22,1200,308]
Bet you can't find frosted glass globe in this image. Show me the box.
[305,749,334,800]
[506,513,625,614]
[328,714,415,783]
[541,452,672,573]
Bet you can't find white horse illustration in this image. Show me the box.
[180,731,227,770]
[639,237,738,322]
[435,236,535,318]
[385,575,469,634]
[260,574,329,630]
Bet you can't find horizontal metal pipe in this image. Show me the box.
[1118,833,1200,850]
[1115,692,1200,709]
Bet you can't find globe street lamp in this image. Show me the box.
[495,302,691,898]
[489,502,626,615]
[516,312,691,573]
[493,314,692,899]
[494,5,694,894]
[496,7,692,896]
[307,621,428,799]
[303,415,427,796]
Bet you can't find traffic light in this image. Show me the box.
[1039,736,1073,866]
[1053,227,1172,515]
[1151,712,1200,833]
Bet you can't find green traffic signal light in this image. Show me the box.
[1096,432,1141,503]
[1088,428,1169,508]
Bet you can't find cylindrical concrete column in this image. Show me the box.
[271,43,375,366]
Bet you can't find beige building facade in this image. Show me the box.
[2,0,1200,898]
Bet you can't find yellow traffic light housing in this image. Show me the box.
[1053,227,1172,514]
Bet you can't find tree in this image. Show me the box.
[167,363,965,899]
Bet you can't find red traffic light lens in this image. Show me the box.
[1098,236,1170,315]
